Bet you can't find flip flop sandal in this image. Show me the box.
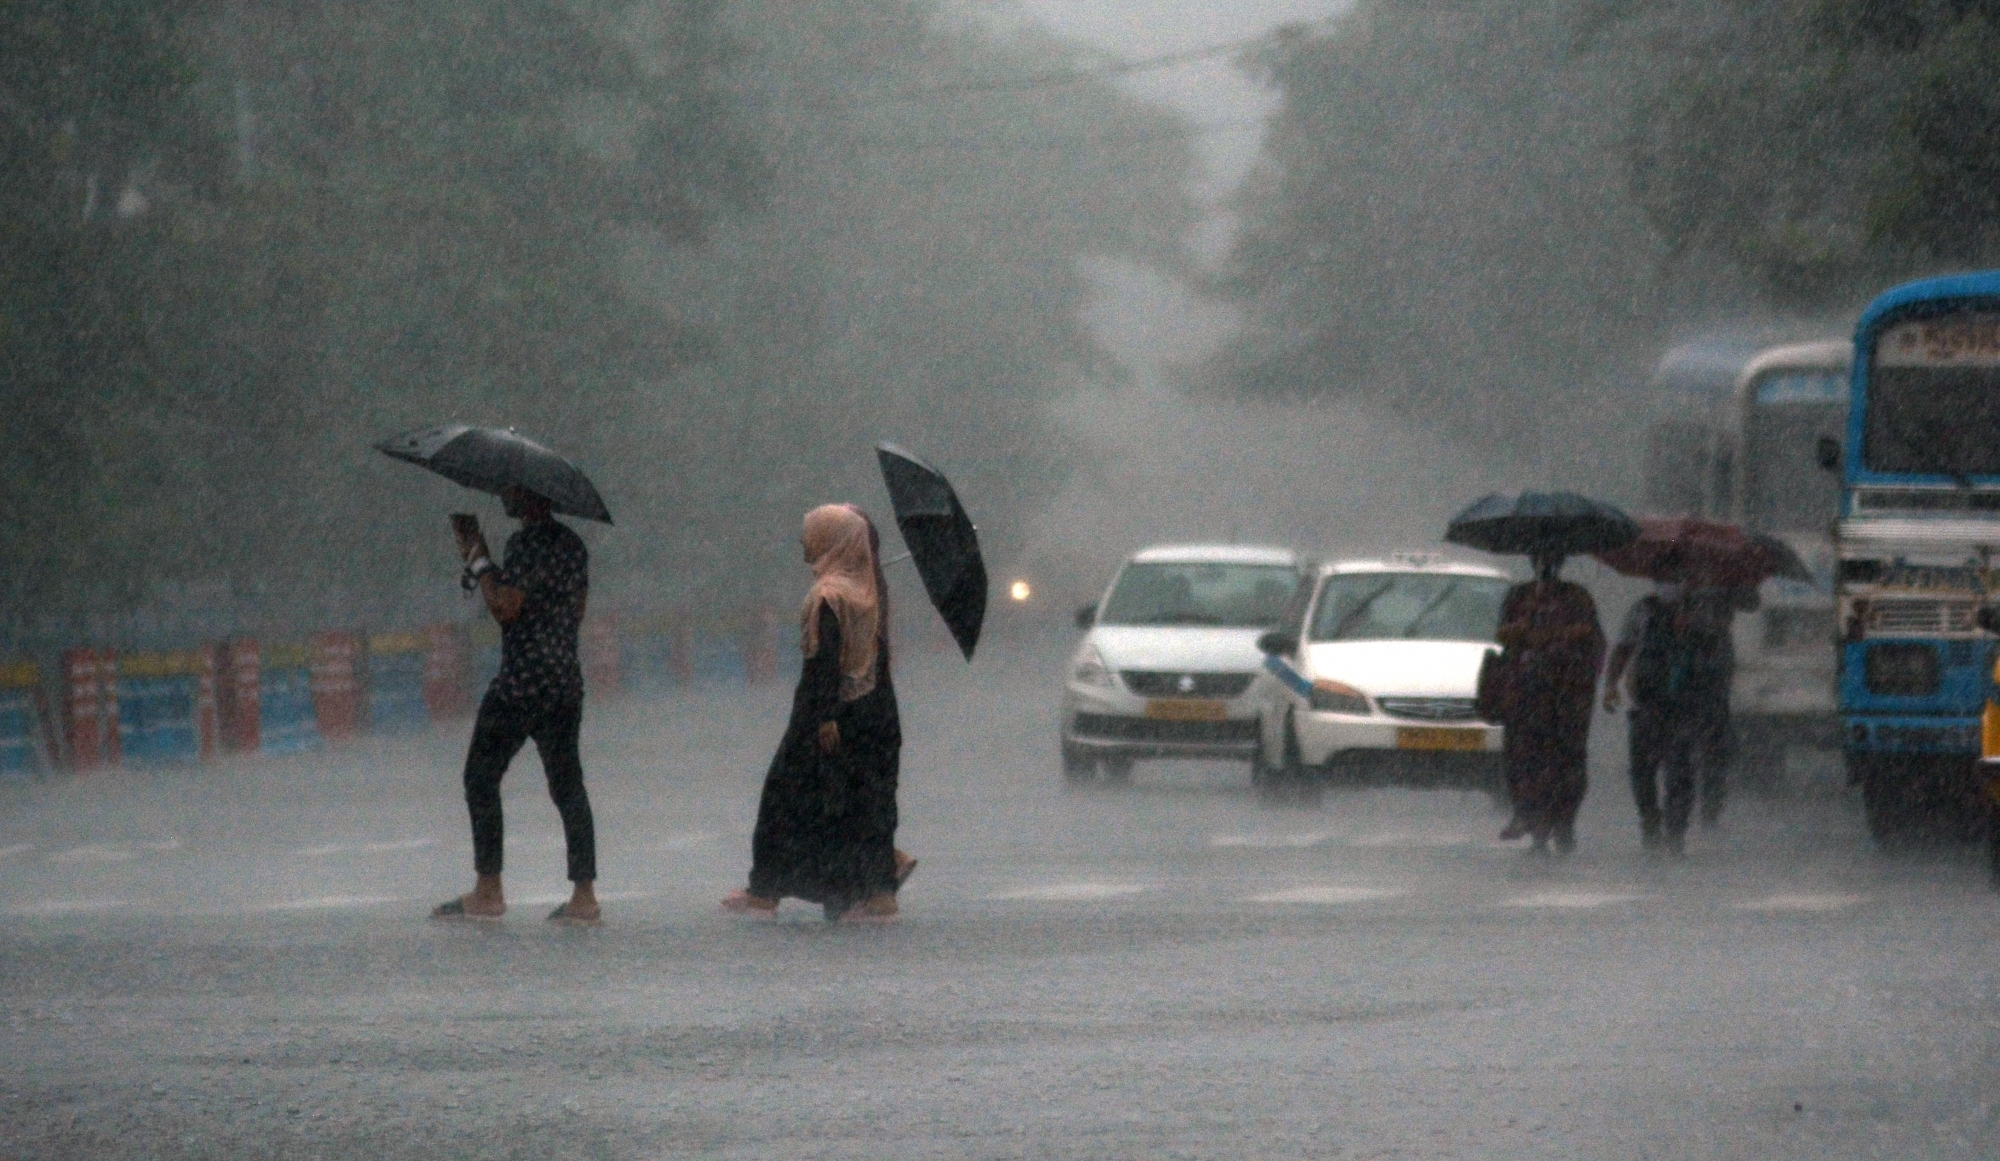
[720,890,779,918]
[893,852,919,890]
[546,903,602,926]
[431,898,502,922]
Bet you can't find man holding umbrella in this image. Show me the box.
[377,424,612,924]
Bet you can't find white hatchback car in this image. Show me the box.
[1250,556,1511,802]
[1061,545,1305,783]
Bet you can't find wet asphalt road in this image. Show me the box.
[4,634,2000,1159]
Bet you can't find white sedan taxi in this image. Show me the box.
[1061,545,1304,784]
[1251,556,1509,802]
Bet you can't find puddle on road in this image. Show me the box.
[0,843,34,860]
[1346,831,1490,849]
[47,845,139,864]
[1209,833,1330,849]
[1503,889,1650,909]
[254,894,408,912]
[1242,886,1408,904]
[988,882,1153,902]
[10,897,131,915]
[1734,893,1867,912]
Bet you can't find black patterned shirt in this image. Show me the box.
[491,519,588,707]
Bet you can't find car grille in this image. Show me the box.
[1376,697,1480,722]
[1071,713,1259,744]
[1119,671,1255,698]
[1866,599,1977,635]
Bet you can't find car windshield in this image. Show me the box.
[1310,572,1509,642]
[1099,562,1297,627]
[1745,369,1846,533]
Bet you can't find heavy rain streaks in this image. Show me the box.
[6,0,2000,1158]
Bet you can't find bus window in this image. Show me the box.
[1745,370,1846,533]
[1865,312,2000,476]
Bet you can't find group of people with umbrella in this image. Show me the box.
[1450,493,1807,857]
[382,418,1799,922]
[380,427,985,924]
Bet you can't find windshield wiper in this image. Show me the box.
[1155,611,1223,625]
[1402,580,1461,638]
[1327,580,1396,640]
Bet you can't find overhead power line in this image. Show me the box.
[882,32,1281,101]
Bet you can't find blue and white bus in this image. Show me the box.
[1834,270,2000,843]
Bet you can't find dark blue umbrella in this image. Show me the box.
[876,443,985,661]
[376,424,613,524]
[1444,491,1639,556]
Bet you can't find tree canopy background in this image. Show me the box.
[0,0,1200,648]
[1207,0,1997,490]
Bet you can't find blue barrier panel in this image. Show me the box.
[259,666,322,754]
[621,632,677,693]
[116,675,201,765]
[0,690,36,776]
[367,651,428,733]
[691,634,745,686]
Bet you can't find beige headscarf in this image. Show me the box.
[801,504,882,702]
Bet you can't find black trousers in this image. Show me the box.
[462,694,595,882]
[1629,697,1728,840]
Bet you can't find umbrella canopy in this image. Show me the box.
[376,424,612,524]
[1594,517,1811,588]
[1444,491,1640,557]
[875,443,986,661]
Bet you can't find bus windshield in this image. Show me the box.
[1864,311,2000,476]
[1745,369,1846,532]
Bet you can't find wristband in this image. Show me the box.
[468,557,497,579]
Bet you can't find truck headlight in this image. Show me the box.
[1071,643,1116,689]
[1310,678,1370,714]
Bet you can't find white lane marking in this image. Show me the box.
[988,882,1152,902]
[1243,886,1408,904]
[138,839,182,852]
[10,897,130,916]
[1503,890,1651,909]
[295,837,438,857]
[1347,831,1488,849]
[254,895,407,912]
[1210,832,1329,849]
[0,843,33,860]
[1735,893,1867,912]
[47,845,137,864]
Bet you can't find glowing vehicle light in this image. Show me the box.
[1009,580,1032,602]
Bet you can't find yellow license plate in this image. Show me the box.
[1396,727,1485,752]
[1145,698,1228,721]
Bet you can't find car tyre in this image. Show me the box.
[1258,712,1320,808]
[1061,743,1096,785]
[1860,759,1914,850]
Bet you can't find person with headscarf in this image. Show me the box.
[722,504,914,922]
[1492,550,1606,854]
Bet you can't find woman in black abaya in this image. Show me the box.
[723,504,913,922]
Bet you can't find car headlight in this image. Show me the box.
[1071,643,1117,689]
[1309,678,1370,715]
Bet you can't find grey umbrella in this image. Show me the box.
[376,424,613,524]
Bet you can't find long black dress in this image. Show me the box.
[749,604,902,917]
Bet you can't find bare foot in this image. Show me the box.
[839,893,899,924]
[893,849,919,889]
[720,889,778,916]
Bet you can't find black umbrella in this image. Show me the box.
[1444,491,1639,556]
[376,424,613,524]
[875,443,986,661]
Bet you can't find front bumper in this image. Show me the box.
[1293,711,1502,768]
[1061,681,1260,760]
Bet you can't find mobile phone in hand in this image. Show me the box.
[450,513,482,559]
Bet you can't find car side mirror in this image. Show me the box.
[1074,602,1097,629]
[1979,606,2000,636]
[1815,436,1841,472]
[1256,630,1298,655]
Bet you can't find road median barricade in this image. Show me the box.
[259,643,321,754]
[0,661,44,776]
[115,651,208,765]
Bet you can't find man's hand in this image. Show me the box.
[816,721,840,755]
[1603,686,1623,713]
